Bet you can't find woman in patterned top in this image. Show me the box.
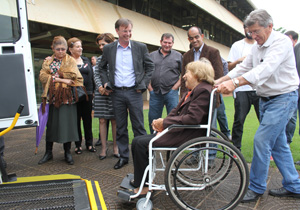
[39,36,83,165]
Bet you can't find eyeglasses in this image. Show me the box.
[188,35,200,41]
[247,29,262,37]
[55,48,66,52]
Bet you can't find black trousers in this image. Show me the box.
[112,89,147,160]
[131,134,155,187]
[232,91,260,150]
[76,94,94,148]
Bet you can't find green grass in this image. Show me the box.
[89,96,300,169]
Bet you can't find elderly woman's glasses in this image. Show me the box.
[55,48,66,52]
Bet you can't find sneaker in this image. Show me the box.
[270,156,274,161]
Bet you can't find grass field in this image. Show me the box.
[89,95,300,169]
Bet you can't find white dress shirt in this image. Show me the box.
[228,30,299,97]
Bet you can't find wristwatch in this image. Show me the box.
[233,78,239,88]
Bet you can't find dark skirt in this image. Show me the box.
[46,104,79,143]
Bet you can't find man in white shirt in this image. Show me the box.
[227,25,260,151]
[216,9,300,202]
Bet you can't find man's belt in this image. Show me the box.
[114,86,135,90]
[261,94,281,101]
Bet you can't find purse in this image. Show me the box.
[72,86,89,102]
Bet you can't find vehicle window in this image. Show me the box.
[0,0,20,43]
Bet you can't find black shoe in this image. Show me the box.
[295,161,300,165]
[95,139,101,146]
[269,187,300,198]
[65,152,74,165]
[130,179,137,187]
[241,189,263,203]
[38,152,53,164]
[114,158,128,169]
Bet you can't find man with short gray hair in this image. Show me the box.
[216,9,300,202]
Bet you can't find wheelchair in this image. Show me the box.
[117,89,249,210]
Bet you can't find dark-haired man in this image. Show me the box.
[99,18,154,169]
[227,25,260,151]
[148,33,182,133]
[284,30,299,145]
[181,26,223,165]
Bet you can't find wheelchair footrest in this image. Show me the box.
[120,173,134,189]
[117,189,132,201]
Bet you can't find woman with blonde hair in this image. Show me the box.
[39,36,83,165]
[123,58,214,195]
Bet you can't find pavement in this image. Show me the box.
[2,127,300,210]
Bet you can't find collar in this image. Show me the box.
[259,30,274,48]
[117,40,131,49]
[193,43,204,53]
[158,47,171,56]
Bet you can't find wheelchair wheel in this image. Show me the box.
[136,198,153,210]
[211,127,230,142]
[164,137,249,210]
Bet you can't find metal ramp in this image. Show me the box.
[0,174,106,210]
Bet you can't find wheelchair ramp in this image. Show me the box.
[0,174,106,210]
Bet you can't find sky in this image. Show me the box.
[251,0,300,34]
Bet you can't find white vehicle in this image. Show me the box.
[0,0,38,130]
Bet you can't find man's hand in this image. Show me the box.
[217,80,235,94]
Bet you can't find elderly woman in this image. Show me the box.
[94,33,118,159]
[127,58,214,196]
[68,37,96,154]
[39,36,83,165]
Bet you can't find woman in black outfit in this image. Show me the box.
[68,37,96,154]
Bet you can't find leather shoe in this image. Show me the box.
[114,158,128,169]
[95,139,102,146]
[38,152,53,164]
[65,152,74,165]
[241,189,263,203]
[130,179,137,187]
[269,187,300,198]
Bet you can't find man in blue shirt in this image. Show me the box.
[99,18,154,169]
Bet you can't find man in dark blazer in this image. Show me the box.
[180,27,223,97]
[181,26,223,165]
[99,18,154,169]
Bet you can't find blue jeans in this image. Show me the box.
[148,89,179,133]
[249,90,300,194]
[217,94,231,138]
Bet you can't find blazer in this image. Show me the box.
[180,44,223,97]
[153,81,212,147]
[99,40,154,92]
